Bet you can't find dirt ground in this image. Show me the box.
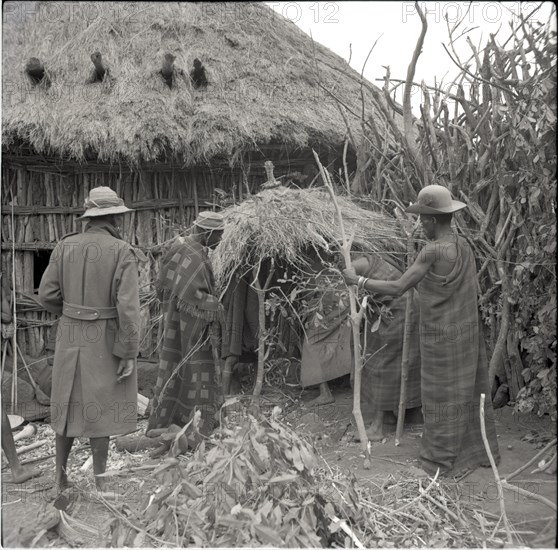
[298,386,557,548]
[1,366,556,548]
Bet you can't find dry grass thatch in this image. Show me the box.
[213,185,406,288]
[2,1,402,164]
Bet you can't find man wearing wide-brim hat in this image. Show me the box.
[147,210,225,440]
[342,185,500,477]
[39,186,145,496]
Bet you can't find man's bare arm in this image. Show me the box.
[343,243,438,297]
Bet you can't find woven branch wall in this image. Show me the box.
[1,150,322,358]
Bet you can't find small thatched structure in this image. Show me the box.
[213,185,406,362]
[215,186,405,289]
[2,1,403,357]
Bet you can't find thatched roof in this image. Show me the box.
[2,2,401,165]
[213,186,405,289]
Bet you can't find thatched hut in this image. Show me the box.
[2,2,402,357]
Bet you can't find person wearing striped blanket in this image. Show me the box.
[147,212,225,438]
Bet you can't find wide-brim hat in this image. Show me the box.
[194,211,225,231]
[405,184,467,214]
[76,186,133,219]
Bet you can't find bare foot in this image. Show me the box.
[306,393,335,407]
[352,430,385,443]
[47,480,75,502]
[53,477,73,495]
[306,383,334,407]
[384,411,397,426]
[408,465,430,478]
[3,466,41,484]
[352,413,385,442]
[365,412,385,441]
[365,426,385,442]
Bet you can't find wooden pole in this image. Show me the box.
[1,340,8,380]
[193,175,199,218]
[480,393,513,544]
[395,293,413,446]
[395,219,420,446]
[210,321,223,393]
[252,261,275,396]
[312,150,370,460]
[10,194,18,414]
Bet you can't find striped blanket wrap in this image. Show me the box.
[417,235,500,475]
[301,253,422,415]
[147,236,220,435]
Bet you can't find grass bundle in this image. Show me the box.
[213,186,406,290]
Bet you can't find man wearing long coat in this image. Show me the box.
[39,186,144,494]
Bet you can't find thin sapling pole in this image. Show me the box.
[11,198,18,414]
[252,261,275,396]
[209,322,223,398]
[395,219,420,445]
[312,150,371,460]
[480,393,513,545]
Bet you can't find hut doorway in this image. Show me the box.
[33,250,51,290]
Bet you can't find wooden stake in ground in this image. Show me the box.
[251,160,281,397]
[312,150,370,459]
[479,393,513,545]
[252,261,275,397]
[395,218,420,446]
[10,199,18,415]
[209,322,223,394]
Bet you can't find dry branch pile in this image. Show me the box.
[330,5,557,417]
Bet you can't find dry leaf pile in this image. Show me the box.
[109,410,340,547]
[107,406,529,548]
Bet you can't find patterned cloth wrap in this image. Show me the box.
[301,253,422,417]
[147,236,221,435]
[300,269,352,387]
[417,235,500,476]
[156,236,223,322]
[360,253,422,414]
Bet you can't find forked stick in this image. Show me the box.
[252,262,275,396]
[312,150,370,458]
